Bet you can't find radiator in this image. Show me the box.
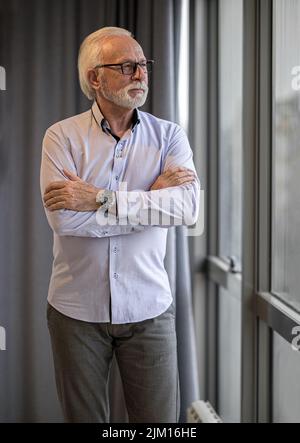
[187,401,223,423]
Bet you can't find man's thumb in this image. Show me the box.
[63,169,81,181]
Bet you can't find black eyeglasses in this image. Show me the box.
[94,60,154,75]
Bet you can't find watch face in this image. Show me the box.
[98,190,115,208]
[102,192,111,204]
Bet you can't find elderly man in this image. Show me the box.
[41,27,200,423]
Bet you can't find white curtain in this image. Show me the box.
[0,0,199,422]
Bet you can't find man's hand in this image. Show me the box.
[150,166,196,191]
[43,169,101,212]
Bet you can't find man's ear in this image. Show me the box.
[87,69,101,92]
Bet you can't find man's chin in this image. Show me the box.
[102,91,148,109]
[132,95,148,108]
[119,97,147,109]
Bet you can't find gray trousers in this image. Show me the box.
[47,302,180,423]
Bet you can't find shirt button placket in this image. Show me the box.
[110,141,123,301]
[116,141,125,159]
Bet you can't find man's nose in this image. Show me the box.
[132,64,146,81]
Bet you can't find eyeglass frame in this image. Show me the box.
[93,60,154,75]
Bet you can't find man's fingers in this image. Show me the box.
[165,166,188,175]
[169,173,195,185]
[63,169,81,181]
[180,177,195,185]
[164,167,194,179]
[172,177,195,186]
[46,201,67,211]
[44,196,66,207]
[166,167,195,176]
[45,181,67,194]
[44,189,70,203]
[168,170,195,180]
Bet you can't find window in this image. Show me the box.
[271,0,300,423]
[272,0,300,312]
[217,0,243,422]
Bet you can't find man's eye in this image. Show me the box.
[122,63,132,69]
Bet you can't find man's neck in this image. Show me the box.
[96,98,134,138]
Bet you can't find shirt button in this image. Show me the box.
[113,247,118,253]
[115,175,119,181]
[103,231,108,235]
[113,272,118,279]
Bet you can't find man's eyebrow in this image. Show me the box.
[114,58,147,64]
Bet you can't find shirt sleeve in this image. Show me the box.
[113,125,200,228]
[40,126,144,237]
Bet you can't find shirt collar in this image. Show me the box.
[91,100,141,136]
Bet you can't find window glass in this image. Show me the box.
[272,331,300,423]
[217,0,243,423]
[272,0,300,312]
[218,287,241,422]
[219,0,243,265]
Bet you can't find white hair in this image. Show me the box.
[78,27,133,100]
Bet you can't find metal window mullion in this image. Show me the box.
[241,0,259,423]
[207,256,242,301]
[189,0,209,405]
[257,292,300,331]
[257,0,273,423]
[206,0,219,410]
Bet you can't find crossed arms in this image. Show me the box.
[40,127,200,237]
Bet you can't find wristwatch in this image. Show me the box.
[96,189,116,212]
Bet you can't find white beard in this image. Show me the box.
[100,79,149,109]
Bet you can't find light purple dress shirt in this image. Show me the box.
[40,101,200,323]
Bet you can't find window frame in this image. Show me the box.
[243,0,300,422]
[195,0,300,423]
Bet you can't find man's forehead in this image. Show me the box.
[101,36,144,61]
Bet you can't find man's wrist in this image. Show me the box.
[96,189,116,213]
[95,189,104,208]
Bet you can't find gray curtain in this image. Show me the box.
[0,0,199,422]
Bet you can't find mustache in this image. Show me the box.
[126,82,148,92]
